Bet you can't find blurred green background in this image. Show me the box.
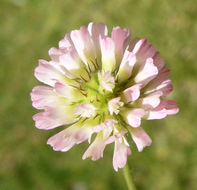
[0,0,197,189]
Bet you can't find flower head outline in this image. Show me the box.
[31,22,179,171]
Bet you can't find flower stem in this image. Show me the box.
[122,163,136,190]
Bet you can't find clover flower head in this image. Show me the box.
[31,22,179,171]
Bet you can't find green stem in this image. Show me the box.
[122,163,136,190]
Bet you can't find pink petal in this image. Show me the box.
[47,126,77,152]
[145,66,172,95]
[93,119,117,132]
[31,86,54,100]
[132,39,147,54]
[113,137,131,171]
[153,52,165,71]
[74,104,96,118]
[164,100,179,115]
[59,47,86,78]
[141,91,163,108]
[160,83,173,96]
[70,26,96,66]
[134,58,158,85]
[105,131,127,145]
[48,47,65,62]
[58,33,74,49]
[33,111,64,130]
[118,50,136,82]
[31,86,57,109]
[111,27,130,65]
[88,22,108,39]
[72,126,93,144]
[108,97,124,115]
[54,81,80,99]
[88,22,108,63]
[129,127,152,152]
[145,79,172,95]
[54,82,68,97]
[147,100,179,120]
[129,37,140,51]
[123,83,142,102]
[132,39,156,60]
[82,137,106,161]
[101,71,115,92]
[34,59,65,86]
[47,125,93,152]
[125,108,145,128]
[100,37,116,72]
[33,107,76,130]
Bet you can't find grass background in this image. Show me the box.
[0,0,197,189]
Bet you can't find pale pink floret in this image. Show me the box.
[113,137,131,171]
[152,52,165,71]
[93,119,117,133]
[129,127,152,152]
[132,39,146,54]
[88,22,108,62]
[134,58,158,85]
[123,83,142,102]
[125,108,145,128]
[111,27,130,65]
[101,71,115,92]
[82,136,106,161]
[31,86,56,109]
[48,47,65,62]
[47,125,93,152]
[58,33,73,49]
[33,106,76,130]
[70,26,96,67]
[59,47,84,78]
[132,39,156,61]
[108,97,124,115]
[141,91,163,109]
[147,100,179,120]
[54,82,70,97]
[74,104,96,118]
[34,59,65,86]
[54,81,82,101]
[100,37,116,72]
[145,66,172,95]
[117,50,136,82]
[83,123,113,161]
[105,130,127,145]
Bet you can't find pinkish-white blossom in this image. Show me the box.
[31,22,179,171]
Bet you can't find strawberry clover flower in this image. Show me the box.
[31,22,179,171]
